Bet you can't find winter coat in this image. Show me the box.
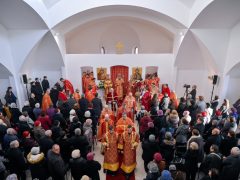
[92,97,103,118]
[187,135,204,162]
[3,134,18,150]
[47,150,67,180]
[37,115,52,130]
[10,108,22,125]
[68,135,89,158]
[33,107,41,119]
[219,155,240,180]
[69,157,87,180]
[85,160,101,180]
[175,124,189,144]
[27,152,48,180]
[200,152,222,174]
[21,137,38,157]
[33,126,45,143]
[184,149,199,172]
[220,136,238,156]
[159,139,175,164]
[22,105,34,120]
[5,148,27,175]
[142,140,160,163]
[39,135,54,155]
[204,135,221,154]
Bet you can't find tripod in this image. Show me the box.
[183,87,189,100]
[210,84,215,101]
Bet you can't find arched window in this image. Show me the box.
[133,47,139,54]
[100,46,105,54]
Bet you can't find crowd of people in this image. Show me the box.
[0,75,240,180]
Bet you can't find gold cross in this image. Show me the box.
[115,42,124,54]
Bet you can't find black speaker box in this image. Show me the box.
[213,75,218,85]
[22,74,28,84]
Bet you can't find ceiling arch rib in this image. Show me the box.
[53,5,186,36]
[48,0,190,28]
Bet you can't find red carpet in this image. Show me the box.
[106,171,135,180]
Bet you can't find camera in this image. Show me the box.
[183,84,190,89]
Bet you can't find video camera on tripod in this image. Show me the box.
[183,84,191,99]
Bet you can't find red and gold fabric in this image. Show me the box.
[170,91,179,109]
[107,92,119,112]
[104,79,113,98]
[141,91,151,112]
[58,91,67,102]
[73,92,81,102]
[115,78,124,100]
[123,96,137,120]
[85,89,95,102]
[97,119,114,141]
[64,80,74,94]
[102,132,119,172]
[118,131,139,174]
[115,117,134,135]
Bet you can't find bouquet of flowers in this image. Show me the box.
[98,80,104,89]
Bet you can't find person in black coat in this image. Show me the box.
[85,152,101,180]
[69,149,87,180]
[194,117,205,136]
[142,134,160,172]
[52,108,67,130]
[50,86,59,108]
[39,130,54,155]
[21,131,38,157]
[41,76,50,93]
[29,93,38,109]
[69,117,82,137]
[92,93,103,119]
[27,146,49,180]
[35,78,44,103]
[184,142,199,180]
[204,128,221,154]
[211,96,219,116]
[220,130,238,156]
[0,122,7,144]
[22,101,35,120]
[4,87,17,105]
[79,94,88,117]
[10,103,22,125]
[5,140,27,180]
[47,144,67,180]
[68,128,89,158]
[51,120,65,143]
[200,145,222,175]
[219,147,240,180]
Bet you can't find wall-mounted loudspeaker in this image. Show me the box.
[213,75,218,85]
[22,74,28,84]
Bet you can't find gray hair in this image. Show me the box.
[45,130,52,137]
[10,140,19,148]
[7,128,16,135]
[75,128,81,135]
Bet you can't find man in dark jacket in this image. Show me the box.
[47,144,67,180]
[200,144,222,175]
[68,128,89,158]
[69,149,87,180]
[50,86,59,108]
[142,134,160,172]
[52,108,67,130]
[204,128,221,154]
[92,93,103,119]
[39,130,54,155]
[79,94,88,117]
[219,147,240,180]
[85,152,101,180]
[5,140,27,180]
[35,78,44,104]
[194,117,205,136]
[41,76,50,93]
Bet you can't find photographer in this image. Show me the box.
[190,85,197,100]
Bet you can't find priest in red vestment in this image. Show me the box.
[118,125,139,177]
[58,89,68,102]
[85,85,95,102]
[123,92,137,120]
[97,114,114,141]
[42,89,53,112]
[162,84,171,97]
[115,113,134,135]
[107,88,118,112]
[60,78,74,94]
[141,88,151,112]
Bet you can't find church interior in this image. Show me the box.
[1,0,240,180]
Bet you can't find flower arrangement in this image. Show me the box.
[98,80,105,89]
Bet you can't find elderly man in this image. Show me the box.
[6,140,27,180]
[47,144,67,180]
[219,147,240,180]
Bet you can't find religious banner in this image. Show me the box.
[145,66,158,78]
[132,67,142,81]
[97,67,107,80]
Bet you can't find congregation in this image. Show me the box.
[0,74,240,180]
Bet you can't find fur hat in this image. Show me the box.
[70,109,76,115]
[154,152,163,162]
[87,152,95,161]
[165,132,172,140]
[22,131,30,138]
[169,164,176,171]
[31,147,40,155]
[71,149,80,159]
[149,134,155,142]
[35,103,40,108]
[85,119,92,126]
[84,111,91,118]
[34,120,41,127]
[147,161,159,173]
